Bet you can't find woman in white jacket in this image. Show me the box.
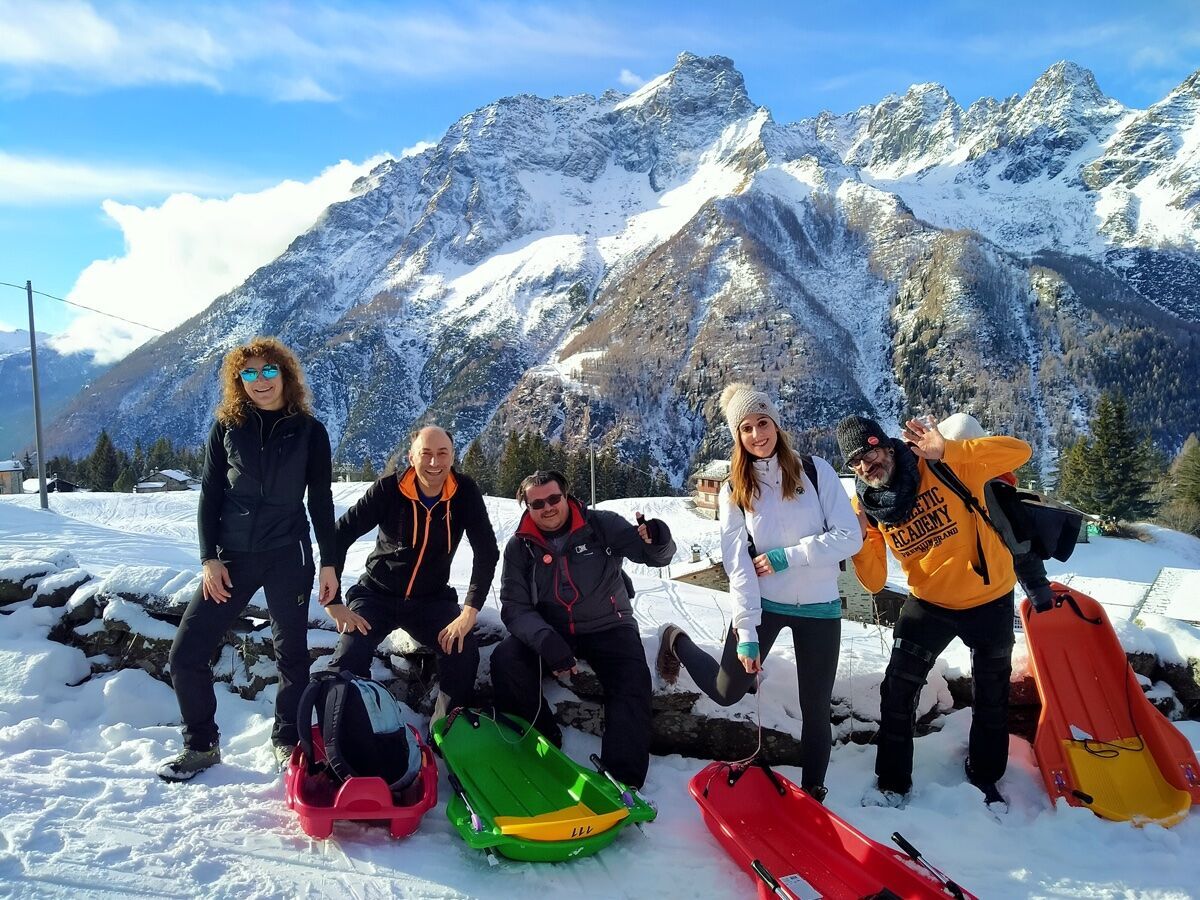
[657,384,862,800]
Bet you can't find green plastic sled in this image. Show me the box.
[430,709,656,862]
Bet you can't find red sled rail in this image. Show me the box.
[1021,583,1200,827]
[690,761,976,899]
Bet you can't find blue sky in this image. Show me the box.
[0,0,1197,354]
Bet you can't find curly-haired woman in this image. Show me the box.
[158,337,338,782]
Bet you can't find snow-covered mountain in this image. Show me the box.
[0,333,106,457]
[49,53,1200,480]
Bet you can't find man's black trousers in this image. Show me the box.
[169,542,314,751]
[876,590,1015,794]
[326,583,479,719]
[490,624,653,789]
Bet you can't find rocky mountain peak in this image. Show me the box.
[1012,60,1123,135]
[617,52,754,121]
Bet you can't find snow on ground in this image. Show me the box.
[1,490,1199,898]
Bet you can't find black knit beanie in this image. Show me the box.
[836,415,889,461]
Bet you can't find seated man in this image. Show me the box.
[324,426,499,722]
[491,470,675,789]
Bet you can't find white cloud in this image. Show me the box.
[618,68,645,89]
[0,1,656,101]
[0,151,254,205]
[401,140,437,158]
[50,155,390,363]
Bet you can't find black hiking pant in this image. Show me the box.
[327,583,478,722]
[169,542,314,751]
[675,613,840,790]
[876,590,1015,794]
[490,624,653,789]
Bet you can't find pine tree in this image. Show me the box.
[459,441,493,494]
[1059,393,1157,529]
[360,456,377,482]
[132,440,146,479]
[86,430,121,491]
[21,451,33,479]
[496,431,525,500]
[1176,436,1200,507]
[113,467,135,493]
[147,437,173,474]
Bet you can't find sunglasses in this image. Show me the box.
[240,364,280,382]
[847,447,886,469]
[527,493,564,511]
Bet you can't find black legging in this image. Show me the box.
[169,542,314,751]
[675,611,840,789]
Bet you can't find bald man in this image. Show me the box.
[324,427,499,721]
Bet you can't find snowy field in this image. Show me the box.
[1,487,1199,899]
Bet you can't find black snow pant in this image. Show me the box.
[875,590,1015,794]
[490,624,653,789]
[169,542,314,751]
[675,612,841,791]
[327,583,478,723]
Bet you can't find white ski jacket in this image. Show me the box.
[720,454,863,644]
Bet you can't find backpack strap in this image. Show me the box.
[737,455,833,565]
[295,670,341,768]
[926,459,1001,585]
[321,671,359,783]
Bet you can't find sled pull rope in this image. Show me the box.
[890,833,965,900]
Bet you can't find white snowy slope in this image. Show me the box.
[1,490,1199,898]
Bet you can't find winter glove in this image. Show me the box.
[643,517,667,545]
[1028,583,1054,613]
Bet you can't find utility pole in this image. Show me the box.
[25,281,49,510]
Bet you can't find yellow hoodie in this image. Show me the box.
[851,436,1032,610]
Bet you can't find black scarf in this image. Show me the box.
[856,438,922,525]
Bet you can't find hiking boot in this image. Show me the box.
[861,782,909,809]
[965,758,1008,811]
[157,746,221,782]
[802,784,828,805]
[656,623,684,685]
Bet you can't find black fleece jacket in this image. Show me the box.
[329,468,499,608]
[197,407,335,564]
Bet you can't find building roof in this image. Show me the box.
[0,460,23,472]
[692,459,731,481]
[154,469,196,482]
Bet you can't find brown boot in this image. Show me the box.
[656,623,684,685]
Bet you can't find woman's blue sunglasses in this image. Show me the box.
[239,364,280,382]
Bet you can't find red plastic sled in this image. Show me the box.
[1021,583,1200,827]
[284,725,438,839]
[690,761,977,899]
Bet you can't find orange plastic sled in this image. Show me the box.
[1021,583,1200,827]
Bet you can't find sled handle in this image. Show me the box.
[891,833,965,900]
[447,771,485,833]
[750,859,791,898]
[590,753,635,808]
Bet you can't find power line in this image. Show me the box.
[0,280,168,334]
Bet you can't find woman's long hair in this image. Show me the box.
[215,337,311,427]
[728,424,804,513]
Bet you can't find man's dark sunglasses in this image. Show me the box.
[527,492,564,510]
[240,364,280,382]
[846,447,886,470]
